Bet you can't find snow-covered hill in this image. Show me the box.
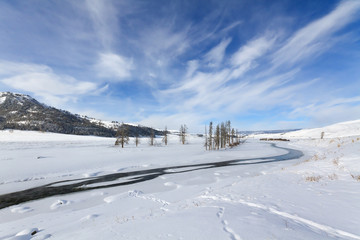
[251,119,360,139]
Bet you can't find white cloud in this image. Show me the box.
[140,25,191,61]
[204,38,232,67]
[229,36,276,79]
[0,60,50,76]
[185,60,199,79]
[231,36,273,67]
[95,52,134,81]
[220,21,242,34]
[2,72,96,96]
[139,112,207,133]
[85,0,118,49]
[0,60,98,107]
[273,0,360,67]
[290,95,360,127]
[160,34,280,113]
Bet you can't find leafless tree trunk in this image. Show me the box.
[220,122,226,148]
[215,124,220,150]
[115,122,129,148]
[227,120,231,145]
[205,125,208,150]
[208,122,213,150]
[135,133,140,147]
[179,124,187,144]
[149,129,155,146]
[163,126,168,145]
[231,128,235,145]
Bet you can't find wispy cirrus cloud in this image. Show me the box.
[84,0,119,50]
[204,38,232,68]
[289,95,360,127]
[160,33,279,109]
[272,0,360,67]
[229,35,276,79]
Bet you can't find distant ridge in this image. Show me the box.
[0,92,162,137]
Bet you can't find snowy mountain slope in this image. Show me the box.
[0,92,162,137]
[0,92,115,137]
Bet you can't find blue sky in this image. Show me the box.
[1,0,360,132]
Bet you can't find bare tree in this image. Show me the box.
[179,124,187,144]
[208,122,213,150]
[215,124,220,150]
[205,125,208,150]
[115,122,129,148]
[135,132,140,147]
[226,120,231,145]
[220,122,226,148]
[149,129,155,146]
[231,128,235,145]
[163,126,168,145]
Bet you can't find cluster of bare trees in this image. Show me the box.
[205,120,241,150]
[115,123,170,148]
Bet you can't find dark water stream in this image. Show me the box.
[0,143,303,209]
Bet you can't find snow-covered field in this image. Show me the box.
[0,121,360,240]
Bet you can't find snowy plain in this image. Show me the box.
[0,120,360,240]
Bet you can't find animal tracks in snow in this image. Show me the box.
[103,190,170,208]
[4,228,51,240]
[201,194,360,240]
[128,190,170,207]
[216,207,243,240]
[50,199,72,210]
[80,214,100,222]
[10,206,33,214]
